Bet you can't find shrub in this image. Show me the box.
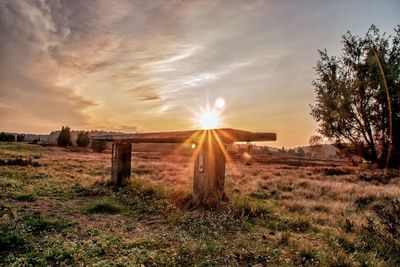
[57,126,71,147]
[91,140,107,152]
[76,131,90,147]
[360,199,400,263]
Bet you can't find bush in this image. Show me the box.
[91,140,107,152]
[76,131,90,147]
[360,199,400,263]
[57,126,71,147]
[0,132,15,142]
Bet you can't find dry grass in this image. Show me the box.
[0,142,399,266]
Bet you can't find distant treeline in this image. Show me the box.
[0,132,25,142]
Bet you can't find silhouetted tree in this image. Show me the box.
[91,140,107,152]
[76,131,90,147]
[296,147,305,157]
[311,25,400,168]
[58,126,71,147]
[16,134,25,142]
[0,132,15,142]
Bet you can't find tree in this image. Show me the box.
[0,132,15,142]
[309,135,323,158]
[58,126,71,147]
[16,134,25,142]
[311,25,400,168]
[76,131,90,147]
[296,147,305,157]
[91,140,107,152]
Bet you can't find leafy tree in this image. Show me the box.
[0,132,15,142]
[309,135,323,158]
[76,131,90,147]
[57,126,71,147]
[16,134,25,142]
[311,25,400,168]
[91,140,107,152]
[296,147,305,157]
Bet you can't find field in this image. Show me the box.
[0,142,399,266]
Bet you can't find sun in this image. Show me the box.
[198,111,220,129]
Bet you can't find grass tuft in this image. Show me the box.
[86,199,123,214]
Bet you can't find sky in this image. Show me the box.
[0,0,399,147]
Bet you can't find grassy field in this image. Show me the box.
[0,142,399,266]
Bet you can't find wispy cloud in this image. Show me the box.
[0,0,398,145]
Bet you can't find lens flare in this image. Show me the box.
[198,111,219,129]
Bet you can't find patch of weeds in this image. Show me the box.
[354,195,376,209]
[0,156,40,167]
[176,212,242,240]
[278,231,290,246]
[249,190,270,199]
[43,242,75,265]
[132,164,154,175]
[312,204,330,212]
[359,199,400,264]
[70,184,92,196]
[323,168,353,176]
[287,217,313,233]
[326,251,354,267]
[268,217,313,233]
[116,180,166,214]
[354,253,386,267]
[22,214,74,234]
[286,203,306,213]
[358,172,391,184]
[13,192,37,202]
[86,198,123,214]
[277,182,293,192]
[232,197,272,220]
[340,218,354,233]
[0,230,26,252]
[299,246,317,265]
[34,184,70,200]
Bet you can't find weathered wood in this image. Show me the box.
[193,131,226,208]
[91,128,276,144]
[91,128,277,208]
[111,142,132,187]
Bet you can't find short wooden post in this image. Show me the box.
[111,142,132,187]
[193,131,226,208]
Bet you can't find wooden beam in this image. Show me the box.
[91,128,276,144]
[111,142,132,187]
[193,131,226,208]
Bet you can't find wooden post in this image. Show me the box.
[111,142,132,187]
[193,131,226,208]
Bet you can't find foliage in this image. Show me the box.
[57,126,71,147]
[16,134,25,142]
[309,135,323,157]
[90,140,107,152]
[311,25,400,167]
[76,131,90,147]
[360,199,400,264]
[0,132,15,142]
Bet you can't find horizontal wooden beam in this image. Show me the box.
[91,128,276,144]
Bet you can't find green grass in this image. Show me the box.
[0,142,399,266]
[85,199,123,214]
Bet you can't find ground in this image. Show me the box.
[0,142,399,266]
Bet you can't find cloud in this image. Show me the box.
[0,0,398,146]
